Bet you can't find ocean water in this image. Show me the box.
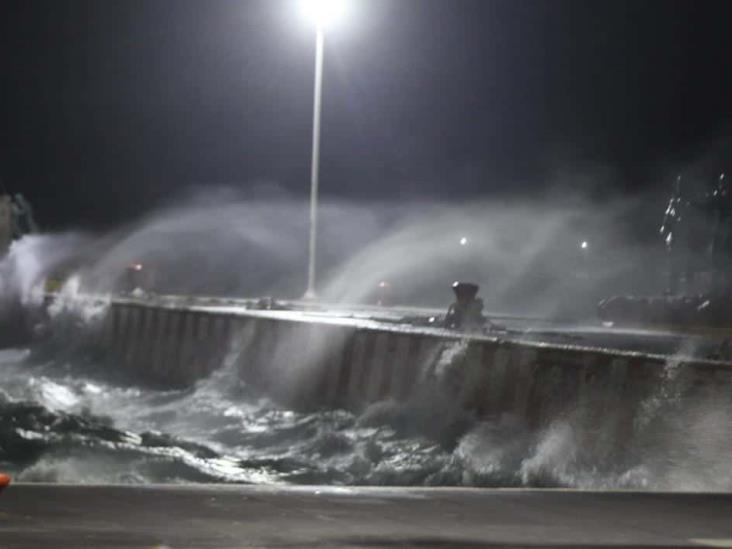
[1,337,732,491]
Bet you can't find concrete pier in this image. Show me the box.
[79,297,732,436]
[1,484,732,547]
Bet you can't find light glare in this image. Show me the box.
[300,0,346,28]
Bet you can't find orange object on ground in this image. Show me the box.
[0,474,11,490]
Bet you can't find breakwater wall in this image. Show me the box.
[80,299,732,435]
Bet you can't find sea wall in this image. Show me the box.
[91,300,732,435]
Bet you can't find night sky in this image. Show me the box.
[2,0,732,230]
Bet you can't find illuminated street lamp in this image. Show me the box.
[300,0,346,299]
[579,240,590,279]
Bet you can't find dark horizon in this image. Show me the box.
[2,0,732,230]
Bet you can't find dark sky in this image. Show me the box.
[2,0,732,229]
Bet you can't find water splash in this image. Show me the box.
[2,341,732,489]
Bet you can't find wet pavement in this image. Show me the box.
[1,484,732,547]
[170,294,729,359]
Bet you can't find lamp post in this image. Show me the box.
[301,0,345,299]
[304,23,324,299]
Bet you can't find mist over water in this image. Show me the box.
[1,189,665,313]
[319,198,665,316]
[0,233,88,307]
[1,190,729,489]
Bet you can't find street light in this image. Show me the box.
[579,240,590,280]
[300,0,346,299]
[300,0,346,28]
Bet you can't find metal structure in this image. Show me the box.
[305,25,325,299]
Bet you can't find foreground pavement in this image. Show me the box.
[1,485,732,547]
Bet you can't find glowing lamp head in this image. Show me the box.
[580,241,589,250]
[459,237,468,246]
[300,0,346,28]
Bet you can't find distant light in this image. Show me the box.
[459,237,469,246]
[580,241,588,250]
[132,263,143,271]
[378,280,389,288]
[299,0,347,28]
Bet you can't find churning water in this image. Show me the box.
[1,197,731,490]
[2,337,732,490]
